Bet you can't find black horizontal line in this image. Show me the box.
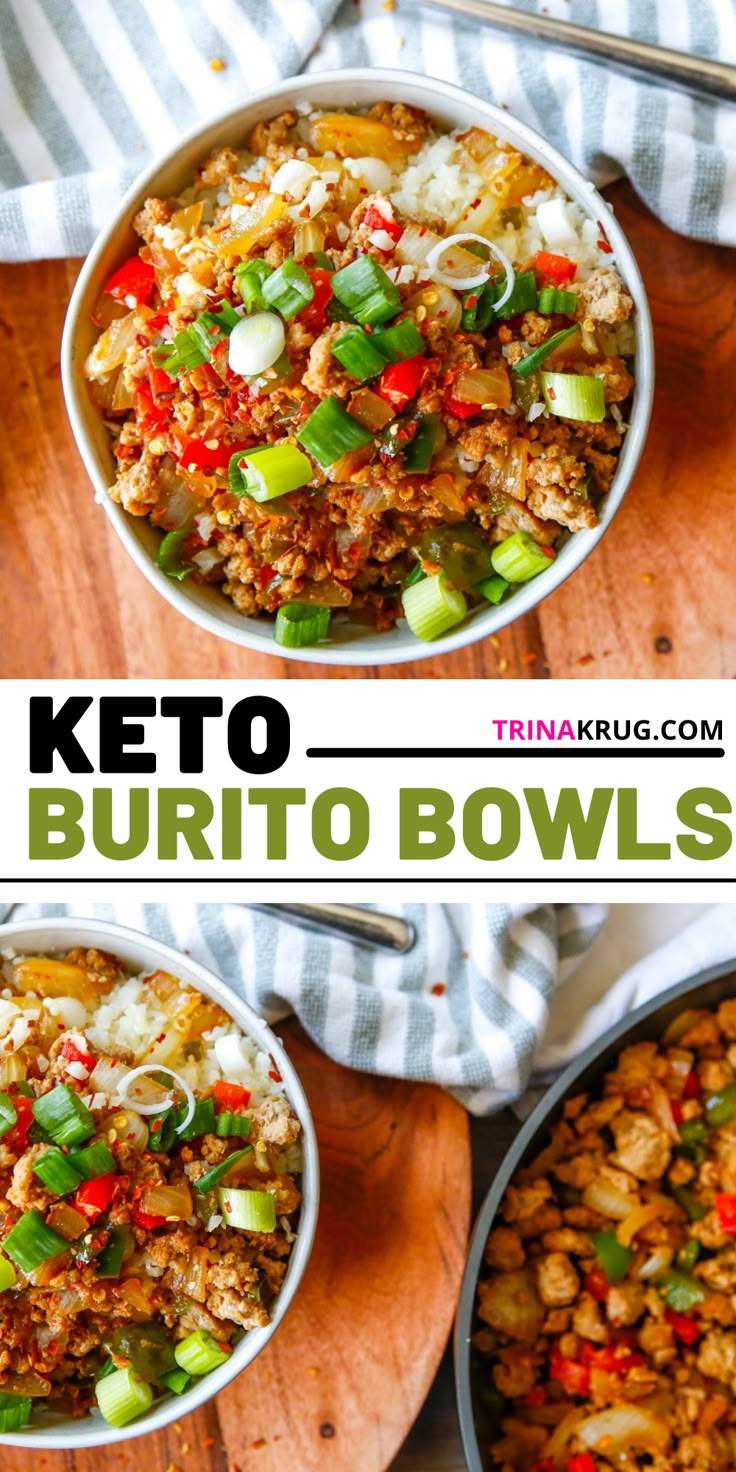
[306,747,724,759]
[5,877,732,885]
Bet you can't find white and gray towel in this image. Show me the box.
[2,901,734,1114]
[1,0,734,263]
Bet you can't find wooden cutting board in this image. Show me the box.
[0,1020,471,1472]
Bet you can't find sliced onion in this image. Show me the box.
[214,1033,252,1080]
[618,1197,678,1248]
[115,1065,196,1133]
[638,1245,674,1280]
[89,1056,130,1095]
[577,1404,671,1456]
[229,313,285,377]
[269,158,317,200]
[140,1182,193,1221]
[425,231,515,309]
[582,1176,639,1221]
[396,223,442,267]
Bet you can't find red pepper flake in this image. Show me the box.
[431,983,446,996]
[471,196,481,209]
[151,1119,163,1133]
[268,1055,283,1083]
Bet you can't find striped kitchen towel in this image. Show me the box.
[0,900,607,1113]
[1,0,734,263]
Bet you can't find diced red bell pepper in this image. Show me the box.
[378,354,428,410]
[169,429,244,473]
[534,250,577,286]
[135,383,170,437]
[665,1307,701,1345]
[4,1094,33,1152]
[146,310,171,335]
[670,1099,684,1125]
[550,1346,590,1397]
[132,1205,167,1231]
[300,268,334,330]
[105,255,157,306]
[442,391,481,420]
[213,1080,252,1110]
[147,350,175,399]
[567,1456,597,1472]
[582,1344,643,1375]
[584,1267,609,1303]
[715,1192,736,1234]
[73,1173,118,1222]
[60,1036,95,1073]
[363,203,403,243]
[683,1071,700,1098]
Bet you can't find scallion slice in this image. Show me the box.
[32,1084,95,1147]
[175,1097,215,1141]
[330,255,401,325]
[228,443,312,502]
[460,280,497,333]
[215,1113,252,1139]
[97,1225,130,1279]
[491,531,555,582]
[157,528,194,581]
[262,258,314,321]
[477,573,511,605]
[0,1394,32,1432]
[151,328,207,378]
[217,1186,277,1233]
[372,318,425,364]
[95,1366,153,1428]
[3,1209,69,1273]
[540,369,606,422]
[161,1368,192,1395]
[189,300,241,358]
[32,1147,84,1196]
[401,572,467,641]
[0,1093,17,1139]
[228,313,286,377]
[514,326,579,381]
[296,395,373,468]
[493,269,538,320]
[174,1330,230,1376]
[69,1139,116,1180]
[537,286,578,315]
[234,258,273,313]
[404,562,427,589]
[330,326,387,382]
[194,1146,253,1194]
[403,413,441,473]
[274,603,331,649]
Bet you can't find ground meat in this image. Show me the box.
[610,1111,672,1182]
[302,323,355,400]
[493,1347,538,1399]
[572,1293,608,1344]
[132,196,173,243]
[248,110,298,161]
[535,1253,580,1307]
[112,447,164,516]
[575,267,634,324]
[7,1143,56,1213]
[196,146,240,189]
[526,473,599,533]
[249,1095,302,1147]
[606,1280,646,1327]
[718,1000,736,1040]
[540,1228,591,1256]
[697,1329,736,1389]
[492,498,559,545]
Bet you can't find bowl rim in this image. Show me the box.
[61,65,654,667]
[454,955,736,1472]
[0,915,320,1449]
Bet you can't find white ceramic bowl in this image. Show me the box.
[0,916,319,1449]
[62,68,654,667]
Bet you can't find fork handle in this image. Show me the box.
[251,904,416,954]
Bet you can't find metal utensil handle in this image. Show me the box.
[252,904,416,953]
[420,0,736,105]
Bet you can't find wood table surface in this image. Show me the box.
[1,180,734,681]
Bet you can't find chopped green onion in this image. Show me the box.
[0,1256,16,1292]
[296,395,373,468]
[176,1097,216,1141]
[330,326,387,382]
[0,1093,17,1139]
[676,1238,700,1272]
[658,1270,705,1314]
[174,1330,230,1376]
[147,1109,179,1153]
[0,1394,32,1432]
[312,250,334,272]
[540,369,605,422]
[404,562,427,589]
[678,1118,708,1156]
[476,573,510,605]
[97,1225,131,1279]
[32,1148,84,1196]
[670,1185,707,1222]
[161,1369,192,1395]
[234,258,273,312]
[32,1084,95,1147]
[275,603,331,649]
[514,326,579,381]
[217,1185,277,1233]
[704,1083,736,1128]
[330,254,401,326]
[14,1082,34,1099]
[592,1229,634,1284]
[194,1146,253,1194]
[151,328,207,378]
[494,269,537,321]
[402,571,467,642]
[3,1209,69,1273]
[97,1357,117,1381]
[228,443,313,502]
[372,318,426,363]
[189,300,241,359]
[69,1139,116,1180]
[262,258,314,321]
[95,1366,153,1428]
[491,531,555,583]
[402,413,441,473]
[460,280,497,333]
[157,528,193,582]
[216,1113,252,1139]
[325,296,357,325]
[537,286,578,315]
